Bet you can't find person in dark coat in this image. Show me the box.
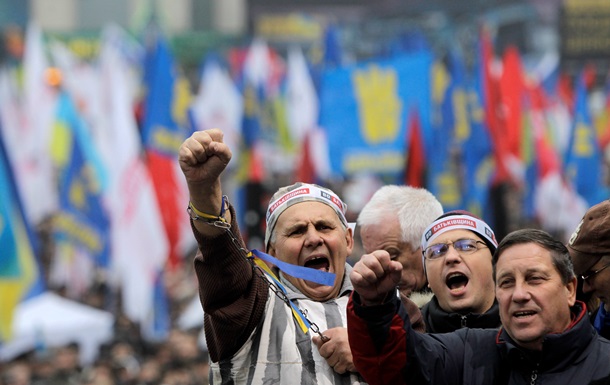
[567,199,610,340]
[347,228,610,385]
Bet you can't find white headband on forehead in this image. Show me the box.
[264,184,348,248]
[421,214,498,252]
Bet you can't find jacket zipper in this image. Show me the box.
[529,363,540,385]
[461,315,467,328]
[530,369,538,385]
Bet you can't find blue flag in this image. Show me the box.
[428,56,462,210]
[141,270,170,341]
[461,45,495,220]
[141,32,192,153]
[319,52,432,178]
[52,92,110,268]
[564,71,608,206]
[140,28,192,270]
[0,128,44,341]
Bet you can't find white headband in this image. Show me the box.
[264,184,348,249]
[421,214,498,252]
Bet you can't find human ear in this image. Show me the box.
[345,227,354,255]
[566,276,577,306]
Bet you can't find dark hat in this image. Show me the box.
[567,200,610,274]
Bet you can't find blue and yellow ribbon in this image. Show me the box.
[248,249,336,334]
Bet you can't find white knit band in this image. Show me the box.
[421,214,498,252]
[264,184,348,249]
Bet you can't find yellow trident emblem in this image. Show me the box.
[353,65,402,144]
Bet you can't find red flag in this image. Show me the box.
[146,152,183,269]
[296,132,316,184]
[480,27,511,184]
[529,85,560,178]
[248,144,265,183]
[557,73,574,111]
[499,45,524,162]
[404,109,425,187]
[529,83,588,237]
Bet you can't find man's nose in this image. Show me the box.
[303,227,323,247]
[511,281,532,302]
[444,244,462,264]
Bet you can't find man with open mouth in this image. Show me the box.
[179,128,368,385]
[347,228,610,385]
[419,210,501,333]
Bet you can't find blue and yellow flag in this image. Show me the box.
[564,71,609,206]
[141,29,192,271]
[0,130,43,341]
[428,56,462,210]
[319,52,432,177]
[51,92,110,269]
[461,45,495,220]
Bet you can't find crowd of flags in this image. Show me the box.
[1,19,609,348]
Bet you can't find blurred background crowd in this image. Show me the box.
[1,0,609,383]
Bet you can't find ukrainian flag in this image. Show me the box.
[0,131,42,341]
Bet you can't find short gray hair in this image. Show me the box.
[357,185,443,252]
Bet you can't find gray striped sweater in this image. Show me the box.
[193,206,367,385]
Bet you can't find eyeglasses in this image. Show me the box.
[581,261,610,282]
[423,239,488,260]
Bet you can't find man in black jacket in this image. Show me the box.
[347,228,610,385]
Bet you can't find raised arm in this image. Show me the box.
[179,129,269,362]
[178,128,233,236]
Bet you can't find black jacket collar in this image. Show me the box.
[422,296,501,333]
[497,301,594,373]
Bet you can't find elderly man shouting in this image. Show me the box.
[179,129,367,384]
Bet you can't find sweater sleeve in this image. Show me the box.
[192,204,269,362]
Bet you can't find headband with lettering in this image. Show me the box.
[265,183,348,249]
[421,212,498,254]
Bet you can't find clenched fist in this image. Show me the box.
[350,250,402,306]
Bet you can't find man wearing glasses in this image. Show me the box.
[346,228,610,384]
[419,211,501,332]
[568,199,610,339]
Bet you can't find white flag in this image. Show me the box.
[534,172,588,242]
[286,47,318,144]
[98,24,169,325]
[285,46,331,180]
[1,23,58,225]
[190,60,242,168]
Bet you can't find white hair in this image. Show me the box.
[357,185,443,251]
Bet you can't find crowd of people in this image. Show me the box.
[178,128,610,384]
[3,126,610,384]
[0,250,210,385]
[1,329,209,385]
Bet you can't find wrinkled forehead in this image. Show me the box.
[275,201,344,226]
[495,243,556,274]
